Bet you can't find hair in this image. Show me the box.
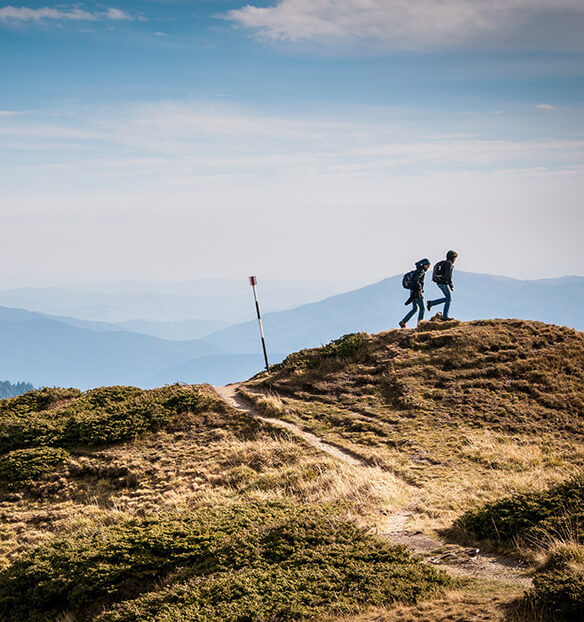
[446,250,458,261]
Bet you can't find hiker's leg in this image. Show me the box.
[416,296,424,322]
[429,291,446,308]
[438,284,451,318]
[401,303,417,324]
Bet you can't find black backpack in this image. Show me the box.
[432,260,448,284]
[402,270,416,289]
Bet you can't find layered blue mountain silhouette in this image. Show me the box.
[0,307,223,389]
[204,273,584,355]
[0,272,582,389]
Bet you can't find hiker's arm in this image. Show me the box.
[446,263,454,289]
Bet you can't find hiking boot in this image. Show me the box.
[426,300,432,311]
[399,320,406,329]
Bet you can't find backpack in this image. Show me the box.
[432,260,448,284]
[402,270,416,290]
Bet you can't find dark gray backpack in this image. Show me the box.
[432,260,448,284]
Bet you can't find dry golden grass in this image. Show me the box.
[0,388,408,568]
[250,390,286,415]
[240,390,582,534]
[243,320,584,533]
[332,585,522,622]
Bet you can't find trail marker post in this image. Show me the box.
[249,275,270,373]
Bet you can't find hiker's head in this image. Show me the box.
[416,258,431,271]
[446,250,458,263]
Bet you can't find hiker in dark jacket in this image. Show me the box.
[400,258,430,328]
[427,250,458,319]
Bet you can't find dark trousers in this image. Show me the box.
[429,283,452,318]
[402,294,424,325]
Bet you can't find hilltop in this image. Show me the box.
[0,318,583,621]
[249,318,584,434]
[243,319,584,523]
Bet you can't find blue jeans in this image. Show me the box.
[429,283,452,318]
[402,294,424,325]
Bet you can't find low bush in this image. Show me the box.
[524,545,584,621]
[459,478,584,621]
[274,333,369,371]
[0,501,451,622]
[457,476,584,548]
[0,385,223,490]
[0,446,69,490]
[0,384,212,454]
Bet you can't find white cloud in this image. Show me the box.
[534,103,556,110]
[102,8,133,21]
[2,102,583,181]
[1,101,582,283]
[0,5,134,22]
[225,0,584,50]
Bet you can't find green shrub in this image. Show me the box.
[457,476,584,548]
[0,447,69,489]
[275,333,368,371]
[525,546,584,621]
[0,387,81,416]
[0,385,211,454]
[459,478,584,621]
[0,502,450,622]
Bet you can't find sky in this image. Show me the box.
[1,0,583,288]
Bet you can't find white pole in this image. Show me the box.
[249,276,269,372]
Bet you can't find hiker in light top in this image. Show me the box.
[399,258,431,328]
[427,250,458,320]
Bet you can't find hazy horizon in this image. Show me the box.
[1,270,584,293]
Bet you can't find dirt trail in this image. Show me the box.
[380,502,531,586]
[214,384,364,467]
[212,383,532,588]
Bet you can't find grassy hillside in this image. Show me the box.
[0,384,448,621]
[2,318,583,621]
[238,318,584,619]
[243,319,584,529]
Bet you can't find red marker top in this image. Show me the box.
[249,276,257,286]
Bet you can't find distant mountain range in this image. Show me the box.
[0,380,34,399]
[0,278,362,327]
[203,272,584,356]
[0,272,582,389]
[0,307,222,389]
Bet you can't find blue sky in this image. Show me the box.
[1,0,583,286]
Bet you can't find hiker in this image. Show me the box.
[427,250,458,320]
[399,258,431,328]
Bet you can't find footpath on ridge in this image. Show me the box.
[212,382,532,587]
[213,384,365,467]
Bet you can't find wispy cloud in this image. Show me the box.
[534,103,556,110]
[1,102,583,180]
[224,0,584,50]
[0,5,134,22]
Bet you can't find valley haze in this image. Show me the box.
[1,271,582,390]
